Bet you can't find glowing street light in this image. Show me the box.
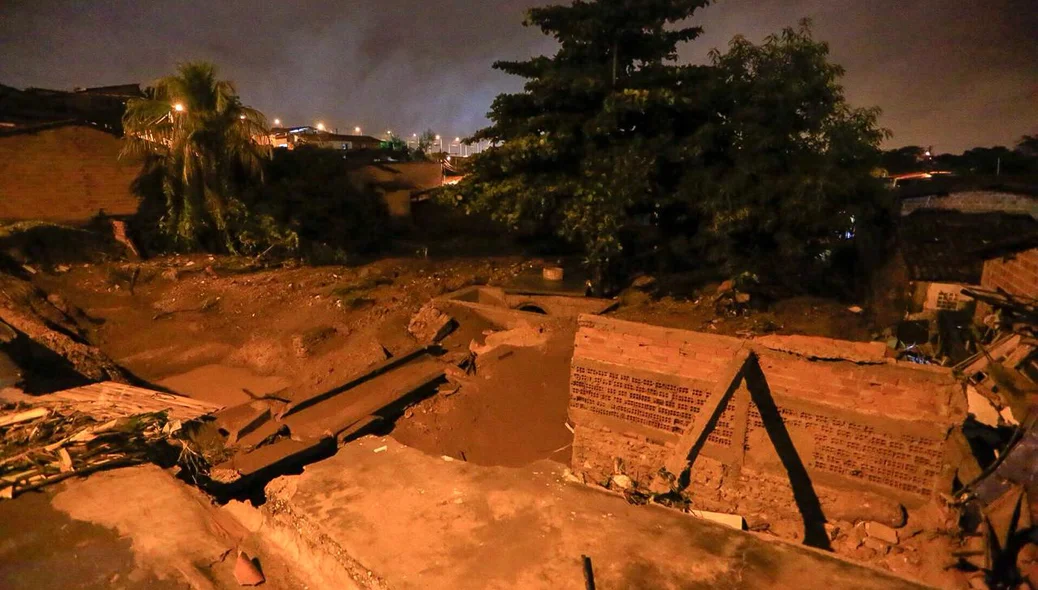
[239,114,246,120]
[316,122,326,131]
[173,103,185,112]
[273,118,281,126]
[354,126,361,133]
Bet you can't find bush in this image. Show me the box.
[245,147,390,262]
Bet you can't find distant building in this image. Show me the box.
[0,83,142,133]
[268,126,381,151]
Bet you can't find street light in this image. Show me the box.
[273,118,281,126]
[354,126,361,134]
[316,122,326,131]
[173,103,185,112]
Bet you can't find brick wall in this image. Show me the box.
[569,315,966,505]
[0,124,141,223]
[976,247,1038,320]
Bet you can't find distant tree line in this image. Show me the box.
[880,137,1038,177]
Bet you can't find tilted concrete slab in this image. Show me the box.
[261,437,931,590]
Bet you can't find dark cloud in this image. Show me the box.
[1,0,1034,152]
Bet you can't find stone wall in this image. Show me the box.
[568,315,966,506]
[0,124,141,223]
[976,247,1038,320]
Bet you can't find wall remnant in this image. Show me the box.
[0,124,141,223]
[976,247,1038,321]
[568,315,967,508]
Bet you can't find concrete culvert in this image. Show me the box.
[517,304,548,315]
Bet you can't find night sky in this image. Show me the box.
[2,0,1035,153]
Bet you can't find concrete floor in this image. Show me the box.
[0,465,306,590]
[263,436,933,590]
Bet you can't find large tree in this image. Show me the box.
[453,2,888,293]
[122,62,272,252]
[450,0,712,288]
[678,22,890,284]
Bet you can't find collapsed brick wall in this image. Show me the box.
[568,315,966,505]
[976,247,1038,320]
[0,125,141,223]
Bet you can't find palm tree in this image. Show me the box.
[122,62,270,251]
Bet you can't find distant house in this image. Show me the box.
[0,122,141,223]
[268,126,381,151]
[0,83,142,134]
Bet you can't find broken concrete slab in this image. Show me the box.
[213,400,272,445]
[407,303,456,344]
[211,437,332,486]
[258,437,928,589]
[469,322,548,356]
[865,521,900,545]
[753,334,890,363]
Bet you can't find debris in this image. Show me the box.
[735,292,751,304]
[631,275,657,290]
[543,266,564,281]
[689,509,745,531]
[716,280,734,294]
[407,303,456,343]
[848,305,864,314]
[110,220,140,259]
[56,448,73,473]
[373,445,388,453]
[865,521,900,545]
[441,455,454,462]
[610,474,633,490]
[0,406,50,427]
[967,385,1003,428]
[233,550,265,586]
[470,322,548,356]
[565,422,574,434]
[291,326,336,358]
[213,401,272,445]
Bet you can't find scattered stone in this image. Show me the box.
[863,536,891,554]
[716,280,734,294]
[848,522,867,548]
[161,267,179,281]
[407,303,456,343]
[735,292,751,304]
[847,305,864,314]
[823,522,841,541]
[373,445,388,453]
[233,550,265,586]
[865,521,900,545]
[562,468,585,484]
[611,474,634,490]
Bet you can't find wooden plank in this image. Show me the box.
[660,347,754,480]
[0,407,50,428]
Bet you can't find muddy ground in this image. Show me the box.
[25,253,876,468]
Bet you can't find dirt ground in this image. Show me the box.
[29,254,881,470]
[5,252,968,587]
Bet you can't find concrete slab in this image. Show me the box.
[263,437,931,590]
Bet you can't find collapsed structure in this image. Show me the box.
[568,315,967,525]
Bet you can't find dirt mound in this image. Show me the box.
[0,270,127,393]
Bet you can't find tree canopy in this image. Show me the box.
[122,62,284,253]
[450,1,889,293]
